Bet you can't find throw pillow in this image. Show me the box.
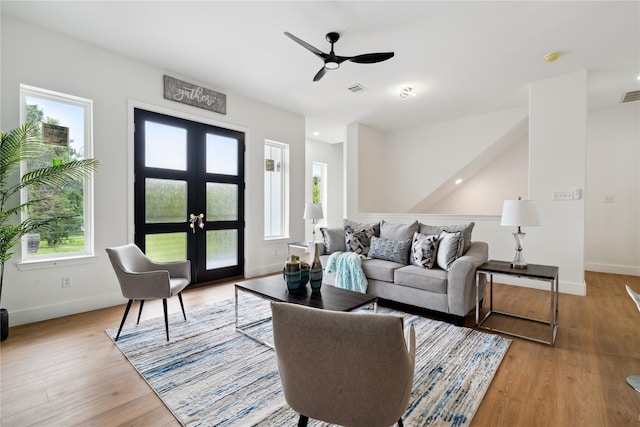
[436,231,464,271]
[343,219,381,238]
[380,220,419,241]
[344,226,376,256]
[368,236,412,264]
[411,232,440,269]
[320,227,347,254]
[419,222,475,254]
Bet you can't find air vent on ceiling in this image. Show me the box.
[621,90,640,103]
[347,84,367,94]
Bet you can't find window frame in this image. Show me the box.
[264,139,289,240]
[18,84,95,264]
[312,161,328,228]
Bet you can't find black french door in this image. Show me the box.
[133,108,245,284]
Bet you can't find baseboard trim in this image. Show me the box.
[9,292,125,327]
[585,262,640,277]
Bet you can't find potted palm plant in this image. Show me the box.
[0,123,99,340]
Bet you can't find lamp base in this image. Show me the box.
[511,230,528,269]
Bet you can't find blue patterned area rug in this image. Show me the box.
[106,293,511,427]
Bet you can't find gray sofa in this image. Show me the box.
[318,219,488,325]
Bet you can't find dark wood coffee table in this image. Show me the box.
[235,274,377,348]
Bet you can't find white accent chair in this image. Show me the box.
[271,302,416,427]
[106,243,190,341]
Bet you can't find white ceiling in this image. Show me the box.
[2,1,639,144]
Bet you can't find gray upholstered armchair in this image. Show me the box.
[106,243,191,341]
[271,302,416,427]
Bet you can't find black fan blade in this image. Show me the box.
[313,67,328,82]
[284,32,327,60]
[348,52,395,64]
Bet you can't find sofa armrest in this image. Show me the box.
[447,241,489,317]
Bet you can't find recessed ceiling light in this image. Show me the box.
[312,131,320,136]
[544,52,560,63]
[637,74,640,81]
[455,178,463,185]
[400,87,416,98]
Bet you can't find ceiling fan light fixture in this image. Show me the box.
[400,87,416,98]
[325,60,340,70]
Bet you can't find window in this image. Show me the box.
[264,140,289,239]
[19,85,94,261]
[312,162,327,227]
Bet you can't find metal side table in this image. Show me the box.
[476,260,559,346]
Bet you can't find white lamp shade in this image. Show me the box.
[303,203,324,221]
[500,199,541,227]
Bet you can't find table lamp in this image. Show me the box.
[500,197,541,269]
[303,202,324,242]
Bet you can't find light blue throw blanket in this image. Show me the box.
[325,251,368,293]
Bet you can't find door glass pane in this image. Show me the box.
[207,183,237,221]
[146,178,187,223]
[145,233,187,262]
[145,121,187,170]
[206,134,237,175]
[206,230,237,269]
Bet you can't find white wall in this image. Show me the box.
[381,107,529,212]
[528,71,587,294]
[339,71,638,296]
[428,137,529,214]
[585,102,640,276]
[305,139,344,233]
[1,16,306,325]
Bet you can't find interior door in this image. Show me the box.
[134,108,245,284]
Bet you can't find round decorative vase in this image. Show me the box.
[309,242,323,292]
[300,260,310,288]
[283,255,303,291]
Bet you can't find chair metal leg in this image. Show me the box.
[136,299,145,324]
[297,415,309,427]
[115,299,134,341]
[178,292,186,321]
[398,418,404,427]
[163,298,169,341]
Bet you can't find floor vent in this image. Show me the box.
[621,90,640,103]
[347,84,367,94]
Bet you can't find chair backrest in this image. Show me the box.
[271,302,415,427]
[106,244,171,299]
[106,243,153,274]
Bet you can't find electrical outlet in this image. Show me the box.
[604,195,615,204]
[553,191,574,201]
[62,276,72,288]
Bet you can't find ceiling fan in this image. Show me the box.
[284,31,394,82]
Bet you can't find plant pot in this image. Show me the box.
[1,308,8,341]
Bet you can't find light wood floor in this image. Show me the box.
[1,271,640,426]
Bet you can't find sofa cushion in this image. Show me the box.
[345,226,376,255]
[320,227,346,254]
[343,219,380,237]
[394,265,448,293]
[361,258,404,282]
[436,231,464,271]
[419,222,474,254]
[411,232,440,269]
[368,236,412,264]
[380,220,419,241]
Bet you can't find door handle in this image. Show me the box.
[189,213,205,233]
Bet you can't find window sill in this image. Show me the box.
[17,254,97,271]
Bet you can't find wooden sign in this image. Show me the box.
[42,123,69,146]
[163,75,227,114]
